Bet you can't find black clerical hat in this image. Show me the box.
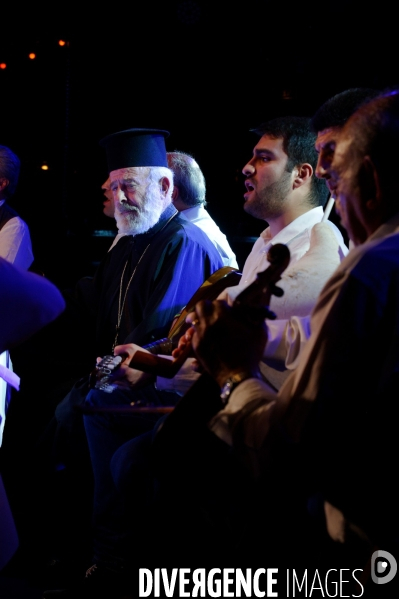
[100,128,170,172]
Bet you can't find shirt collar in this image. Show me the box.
[260,207,324,246]
[179,204,204,220]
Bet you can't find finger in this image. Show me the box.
[184,327,195,342]
[113,344,136,365]
[172,341,188,358]
[185,311,198,326]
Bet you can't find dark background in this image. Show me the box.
[1,0,396,286]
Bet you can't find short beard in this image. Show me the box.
[244,171,293,221]
[114,182,166,235]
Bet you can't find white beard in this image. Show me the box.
[114,183,167,235]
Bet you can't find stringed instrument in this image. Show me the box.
[90,265,242,391]
[150,242,291,457]
[87,243,290,400]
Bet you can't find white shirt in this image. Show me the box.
[0,200,34,270]
[178,205,238,268]
[156,208,348,394]
[224,207,347,296]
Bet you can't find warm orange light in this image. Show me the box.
[58,40,66,46]
[0,63,6,70]
[29,53,36,60]
[41,163,49,171]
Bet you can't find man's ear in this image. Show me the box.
[171,185,178,201]
[159,176,171,196]
[0,177,9,193]
[293,163,313,189]
[360,155,381,211]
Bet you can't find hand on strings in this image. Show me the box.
[171,324,204,373]
[100,343,154,390]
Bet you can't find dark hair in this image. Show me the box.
[252,116,329,207]
[167,151,206,207]
[311,88,380,133]
[344,88,399,214]
[0,144,21,198]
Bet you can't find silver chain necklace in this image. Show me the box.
[112,211,178,351]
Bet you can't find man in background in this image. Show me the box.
[101,177,114,219]
[0,144,33,269]
[0,144,34,458]
[167,151,238,267]
[100,177,123,251]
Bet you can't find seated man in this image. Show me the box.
[262,87,379,373]
[38,128,223,595]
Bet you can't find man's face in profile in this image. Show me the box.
[329,130,369,246]
[102,177,114,218]
[242,135,294,221]
[110,167,165,235]
[314,127,341,197]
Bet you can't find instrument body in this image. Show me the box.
[90,266,242,391]
[89,244,290,398]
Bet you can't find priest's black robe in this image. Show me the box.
[85,203,224,357]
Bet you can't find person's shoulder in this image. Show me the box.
[173,213,217,243]
[0,202,19,219]
[1,210,30,232]
[357,231,399,267]
[320,220,348,255]
[342,231,399,291]
[171,215,224,264]
[12,215,30,232]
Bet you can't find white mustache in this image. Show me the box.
[117,204,139,214]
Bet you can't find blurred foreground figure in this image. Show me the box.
[0,258,65,570]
